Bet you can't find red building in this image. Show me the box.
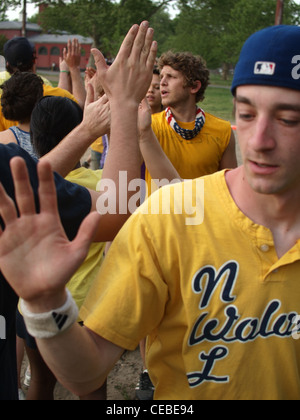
[0,21,93,70]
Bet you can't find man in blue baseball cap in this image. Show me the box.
[0,25,300,400]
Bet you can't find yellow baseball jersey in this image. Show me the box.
[146,110,232,195]
[81,170,300,400]
[65,168,105,319]
[0,71,53,91]
[0,84,77,132]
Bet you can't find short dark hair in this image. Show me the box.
[153,66,160,76]
[158,51,210,102]
[0,72,44,123]
[30,96,83,158]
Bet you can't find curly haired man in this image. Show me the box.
[145,51,237,195]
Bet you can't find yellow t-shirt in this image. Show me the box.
[0,71,53,91]
[0,84,77,132]
[65,168,105,319]
[81,170,300,400]
[91,137,104,154]
[146,110,231,195]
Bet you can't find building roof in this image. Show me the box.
[0,21,41,32]
[28,33,93,45]
[0,21,93,45]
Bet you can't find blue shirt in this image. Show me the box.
[0,144,91,400]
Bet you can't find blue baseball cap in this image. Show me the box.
[4,37,35,67]
[231,25,300,94]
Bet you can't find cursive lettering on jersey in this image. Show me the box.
[187,260,299,388]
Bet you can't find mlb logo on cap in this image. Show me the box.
[254,62,276,76]
[231,25,300,93]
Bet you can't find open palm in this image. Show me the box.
[0,158,100,305]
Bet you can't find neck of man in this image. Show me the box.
[18,121,30,132]
[226,166,300,258]
[168,99,198,123]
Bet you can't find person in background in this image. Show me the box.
[0,37,81,132]
[146,67,164,115]
[2,25,300,401]
[0,21,156,400]
[0,72,43,159]
[146,51,237,196]
[58,38,87,109]
[16,95,106,400]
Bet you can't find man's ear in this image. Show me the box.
[190,80,202,95]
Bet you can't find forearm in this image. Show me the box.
[37,324,104,395]
[36,323,121,396]
[58,71,72,93]
[140,128,182,183]
[41,123,96,177]
[98,102,141,224]
[23,288,123,397]
[69,68,86,109]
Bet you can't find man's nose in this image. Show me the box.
[249,116,276,152]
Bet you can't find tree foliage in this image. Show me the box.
[2,0,300,69]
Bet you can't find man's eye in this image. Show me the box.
[239,113,254,121]
[280,118,300,126]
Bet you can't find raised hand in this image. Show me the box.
[82,84,110,139]
[0,158,101,311]
[138,98,152,137]
[63,39,82,71]
[91,22,157,105]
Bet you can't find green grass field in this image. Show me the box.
[201,73,235,123]
[202,86,235,123]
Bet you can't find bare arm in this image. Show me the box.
[0,129,17,145]
[58,57,72,94]
[58,39,87,109]
[139,98,182,184]
[0,157,123,396]
[219,129,238,170]
[0,22,157,396]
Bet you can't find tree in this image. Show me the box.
[225,0,300,66]
[0,35,9,55]
[36,0,175,57]
[171,0,300,77]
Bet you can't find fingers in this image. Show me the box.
[36,160,60,216]
[10,157,36,216]
[136,25,154,65]
[146,39,158,69]
[85,83,95,107]
[72,211,101,257]
[0,157,37,230]
[0,159,60,230]
[0,182,18,229]
[92,48,108,74]
[120,22,154,65]
[118,23,140,59]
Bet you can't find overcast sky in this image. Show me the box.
[6,1,180,20]
[6,0,300,22]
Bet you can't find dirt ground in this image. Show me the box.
[21,347,143,400]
